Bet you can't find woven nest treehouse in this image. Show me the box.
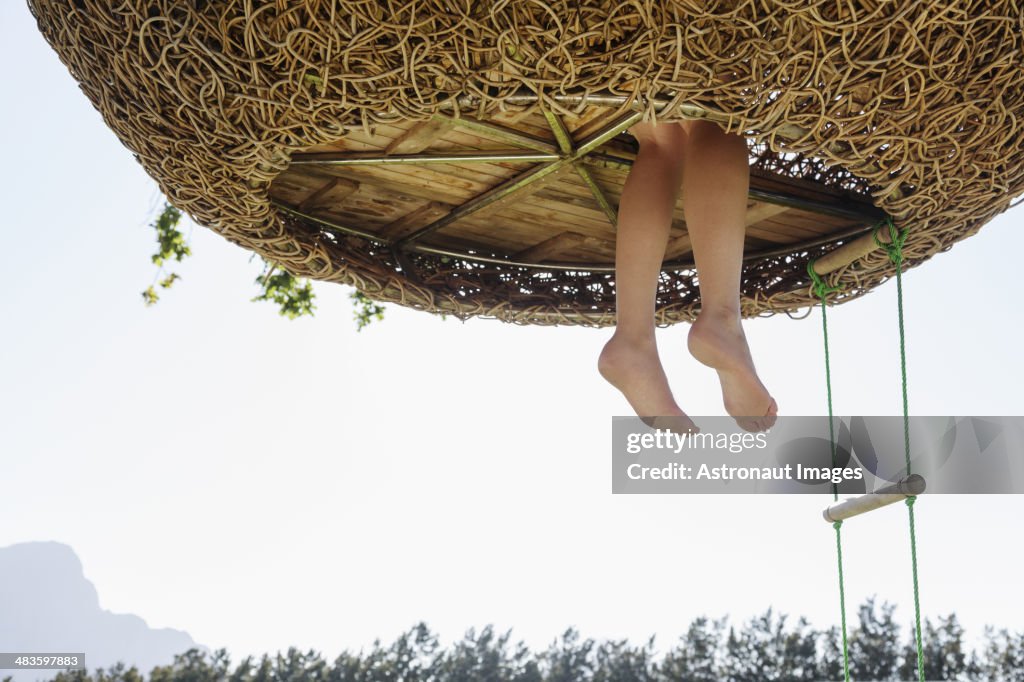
[31,1,1024,325]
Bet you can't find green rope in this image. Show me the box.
[806,261,841,503]
[832,519,851,682]
[809,220,926,680]
[906,496,925,682]
[874,218,926,682]
[807,259,850,682]
[874,219,912,475]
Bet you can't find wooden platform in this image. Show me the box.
[269,107,883,272]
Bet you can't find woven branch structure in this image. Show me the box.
[30,0,1024,325]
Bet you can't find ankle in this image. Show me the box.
[607,330,657,349]
[697,303,741,324]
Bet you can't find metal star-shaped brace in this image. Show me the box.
[274,93,882,273]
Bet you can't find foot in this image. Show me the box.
[687,308,778,432]
[599,334,699,433]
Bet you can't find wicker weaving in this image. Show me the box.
[29,0,1024,325]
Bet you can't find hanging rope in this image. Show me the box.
[831,517,851,680]
[808,218,926,681]
[873,219,912,475]
[905,496,925,681]
[873,218,926,682]
[806,259,851,682]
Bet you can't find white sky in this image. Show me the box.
[3,2,1022,662]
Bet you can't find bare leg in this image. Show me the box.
[682,120,777,432]
[599,122,697,432]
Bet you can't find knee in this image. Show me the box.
[630,121,687,154]
[684,119,744,146]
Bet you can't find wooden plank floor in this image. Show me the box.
[270,109,880,266]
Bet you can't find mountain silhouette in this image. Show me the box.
[0,542,202,682]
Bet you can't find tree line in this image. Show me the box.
[19,598,1024,682]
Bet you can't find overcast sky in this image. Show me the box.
[3,2,1022,662]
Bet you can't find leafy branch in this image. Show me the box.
[141,199,385,327]
[251,261,317,319]
[351,290,386,331]
[141,203,190,306]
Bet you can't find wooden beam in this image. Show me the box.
[378,201,454,241]
[439,114,559,154]
[298,177,360,213]
[395,163,577,240]
[291,150,558,165]
[823,475,926,522]
[513,231,607,263]
[745,200,790,226]
[395,110,643,247]
[812,226,893,275]
[574,163,619,228]
[661,203,803,260]
[665,233,693,260]
[384,119,453,155]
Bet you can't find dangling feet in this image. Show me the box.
[599,334,699,433]
[687,307,778,432]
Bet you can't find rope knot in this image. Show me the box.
[807,259,841,300]
[873,217,909,267]
[833,520,843,531]
[905,495,917,508]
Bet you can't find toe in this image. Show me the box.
[735,398,777,433]
[655,415,700,435]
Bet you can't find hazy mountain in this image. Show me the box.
[0,542,201,682]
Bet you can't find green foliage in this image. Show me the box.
[350,290,386,331]
[150,204,190,267]
[251,262,317,319]
[816,625,845,682]
[661,616,724,682]
[720,609,820,681]
[592,637,656,682]
[141,202,189,306]
[979,627,1024,680]
[849,596,901,681]
[53,662,142,682]
[899,613,973,681]
[37,606,1024,682]
[141,286,160,306]
[159,273,181,288]
[140,198,386,327]
[437,626,540,682]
